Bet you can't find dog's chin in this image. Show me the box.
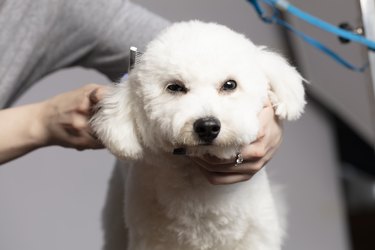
[170,132,257,158]
[172,143,240,160]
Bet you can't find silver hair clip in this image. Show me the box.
[128,46,143,72]
[117,46,143,85]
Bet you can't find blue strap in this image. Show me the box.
[275,0,375,50]
[246,0,372,72]
[276,18,369,72]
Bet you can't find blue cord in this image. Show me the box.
[275,0,375,50]
[247,0,373,72]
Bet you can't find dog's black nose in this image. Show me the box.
[193,117,221,143]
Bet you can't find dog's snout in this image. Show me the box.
[193,117,221,143]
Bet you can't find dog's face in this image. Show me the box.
[91,21,305,160]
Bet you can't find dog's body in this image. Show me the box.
[122,154,280,250]
[92,21,305,250]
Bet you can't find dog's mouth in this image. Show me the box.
[171,142,241,160]
[172,147,188,155]
[172,141,216,155]
[170,126,248,158]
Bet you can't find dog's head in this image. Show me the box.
[91,21,305,160]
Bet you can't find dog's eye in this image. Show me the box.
[221,80,237,91]
[166,83,187,93]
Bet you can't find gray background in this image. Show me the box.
[2,0,372,249]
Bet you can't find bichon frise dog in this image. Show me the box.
[92,20,305,250]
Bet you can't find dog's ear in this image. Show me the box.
[258,47,306,120]
[91,83,143,160]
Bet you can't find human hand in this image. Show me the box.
[191,99,283,185]
[37,84,108,150]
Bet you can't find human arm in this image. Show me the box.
[191,99,283,185]
[0,0,169,164]
[0,84,106,165]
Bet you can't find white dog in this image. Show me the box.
[92,21,305,250]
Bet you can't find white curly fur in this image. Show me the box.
[91,20,305,250]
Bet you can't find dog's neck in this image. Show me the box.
[132,147,262,196]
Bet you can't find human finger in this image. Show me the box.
[61,113,104,149]
[198,167,253,185]
[68,130,104,150]
[89,85,108,104]
[191,155,262,174]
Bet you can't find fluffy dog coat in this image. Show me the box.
[92,21,305,250]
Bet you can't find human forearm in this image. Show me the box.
[0,102,47,164]
[0,84,107,165]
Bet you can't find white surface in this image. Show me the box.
[360,0,375,146]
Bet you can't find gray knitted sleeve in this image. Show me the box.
[0,0,169,107]
[66,0,171,81]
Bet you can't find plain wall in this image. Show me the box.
[0,0,353,249]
